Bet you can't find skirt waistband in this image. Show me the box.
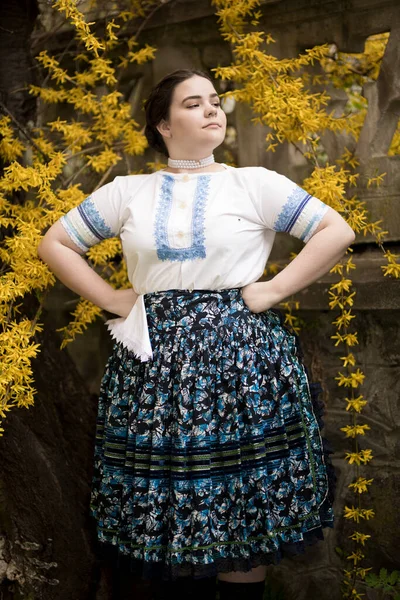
[107,289,249,362]
[143,288,242,301]
[143,288,258,333]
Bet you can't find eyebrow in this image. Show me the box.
[181,93,220,104]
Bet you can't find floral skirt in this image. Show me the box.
[89,288,336,581]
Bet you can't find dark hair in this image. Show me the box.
[144,69,214,158]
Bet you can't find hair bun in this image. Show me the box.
[144,124,167,157]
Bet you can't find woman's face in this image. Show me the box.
[156,75,227,158]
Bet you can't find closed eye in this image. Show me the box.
[187,103,221,108]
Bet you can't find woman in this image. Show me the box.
[37,69,355,599]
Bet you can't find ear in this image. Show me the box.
[156,119,172,139]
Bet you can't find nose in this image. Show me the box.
[206,103,217,116]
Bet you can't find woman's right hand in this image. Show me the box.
[105,288,139,318]
[37,221,139,318]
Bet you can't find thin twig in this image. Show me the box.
[0,25,14,34]
[63,145,105,160]
[0,99,51,161]
[117,0,174,42]
[63,141,124,161]
[93,163,115,191]
[292,141,308,159]
[42,36,76,89]
[63,161,87,188]
[115,0,175,84]
[307,141,321,168]
[122,151,131,174]
[31,19,71,54]
[30,293,47,331]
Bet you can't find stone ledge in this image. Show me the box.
[265,251,400,310]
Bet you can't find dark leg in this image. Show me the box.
[150,575,217,600]
[218,579,266,600]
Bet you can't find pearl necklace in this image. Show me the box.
[167,154,215,169]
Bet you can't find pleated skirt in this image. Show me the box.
[89,288,336,581]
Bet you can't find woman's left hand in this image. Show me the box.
[240,281,281,314]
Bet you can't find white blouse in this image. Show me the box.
[60,163,329,361]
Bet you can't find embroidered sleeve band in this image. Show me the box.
[60,196,115,252]
[273,186,329,243]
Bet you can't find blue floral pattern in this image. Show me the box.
[90,288,336,580]
[273,186,312,235]
[154,175,210,261]
[78,196,113,240]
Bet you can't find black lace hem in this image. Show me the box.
[96,520,334,581]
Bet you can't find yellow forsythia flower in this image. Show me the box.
[348,478,374,494]
[346,395,368,412]
[344,505,375,522]
[340,424,371,438]
[347,551,365,565]
[345,449,373,465]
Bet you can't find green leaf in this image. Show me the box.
[365,573,380,587]
[380,568,388,581]
[389,571,399,585]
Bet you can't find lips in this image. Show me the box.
[203,123,221,128]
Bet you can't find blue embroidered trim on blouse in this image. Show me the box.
[77,196,113,241]
[60,215,90,252]
[274,186,311,234]
[191,175,209,256]
[154,175,174,260]
[301,202,329,242]
[154,175,210,262]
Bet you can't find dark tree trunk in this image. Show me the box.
[0,311,104,600]
[0,2,113,598]
[0,0,38,124]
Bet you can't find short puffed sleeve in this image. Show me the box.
[256,167,329,243]
[60,176,127,252]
